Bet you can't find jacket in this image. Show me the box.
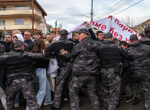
[63,37,99,76]
[127,42,150,69]
[140,34,150,45]
[97,40,128,68]
[0,49,45,78]
[0,42,5,55]
[45,37,74,62]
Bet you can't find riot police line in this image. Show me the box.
[0,24,150,110]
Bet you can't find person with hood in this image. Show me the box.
[13,34,29,52]
[59,28,100,110]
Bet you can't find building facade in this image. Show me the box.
[0,0,47,34]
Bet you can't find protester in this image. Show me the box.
[50,31,56,39]
[31,39,53,107]
[0,40,43,110]
[46,35,53,43]
[24,31,34,51]
[59,28,100,110]
[12,30,21,36]
[140,26,150,45]
[5,34,14,52]
[35,31,43,40]
[85,22,104,42]
[45,29,74,110]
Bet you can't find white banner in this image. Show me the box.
[55,16,141,42]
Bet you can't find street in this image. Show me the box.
[0,96,143,110]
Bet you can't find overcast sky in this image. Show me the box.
[38,0,150,30]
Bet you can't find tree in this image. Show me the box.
[121,15,134,28]
[0,30,4,40]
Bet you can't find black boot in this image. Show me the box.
[51,105,60,110]
[133,97,142,105]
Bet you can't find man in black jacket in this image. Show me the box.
[127,34,150,110]
[140,26,150,45]
[97,33,128,110]
[45,29,74,110]
[0,40,45,110]
[60,29,100,110]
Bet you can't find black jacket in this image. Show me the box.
[0,41,5,55]
[140,34,150,45]
[97,40,128,68]
[5,41,14,52]
[0,49,45,78]
[63,37,99,76]
[128,42,150,69]
[45,37,74,62]
[25,39,34,51]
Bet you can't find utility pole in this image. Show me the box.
[91,0,93,21]
[32,0,34,35]
[55,21,57,34]
[4,27,6,38]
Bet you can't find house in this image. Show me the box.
[0,0,47,34]
[45,23,52,34]
[52,28,60,34]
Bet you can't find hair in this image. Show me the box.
[36,31,42,36]
[31,39,45,53]
[96,31,103,36]
[113,38,118,42]
[43,39,49,44]
[12,30,21,34]
[72,32,79,37]
[120,41,128,46]
[50,31,56,34]
[139,33,144,37]
[130,34,138,42]
[24,31,31,36]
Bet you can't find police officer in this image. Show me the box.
[0,40,45,110]
[127,34,150,110]
[60,28,100,110]
[140,26,150,45]
[97,33,128,110]
[44,29,74,110]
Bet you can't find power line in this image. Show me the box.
[113,0,144,15]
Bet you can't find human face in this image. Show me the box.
[50,33,56,38]
[5,35,13,43]
[24,32,31,41]
[79,33,86,42]
[13,37,18,42]
[97,33,104,40]
[35,34,40,40]
[72,34,79,42]
[46,35,52,41]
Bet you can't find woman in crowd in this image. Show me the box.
[31,39,53,107]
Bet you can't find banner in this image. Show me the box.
[55,15,141,42]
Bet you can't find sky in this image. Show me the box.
[37,0,150,30]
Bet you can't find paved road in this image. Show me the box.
[0,96,143,110]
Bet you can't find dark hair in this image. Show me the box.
[130,34,138,42]
[50,31,56,34]
[120,41,128,46]
[31,39,45,53]
[113,38,118,42]
[96,31,103,36]
[72,32,79,37]
[139,33,144,37]
[36,31,42,36]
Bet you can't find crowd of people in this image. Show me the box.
[0,22,150,110]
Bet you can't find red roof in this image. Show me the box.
[52,28,60,31]
[45,23,51,26]
[139,19,150,25]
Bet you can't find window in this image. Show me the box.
[15,5,28,10]
[15,19,24,25]
[0,6,6,11]
[0,20,5,26]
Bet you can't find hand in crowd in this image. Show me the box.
[59,49,68,55]
[84,21,90,28]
